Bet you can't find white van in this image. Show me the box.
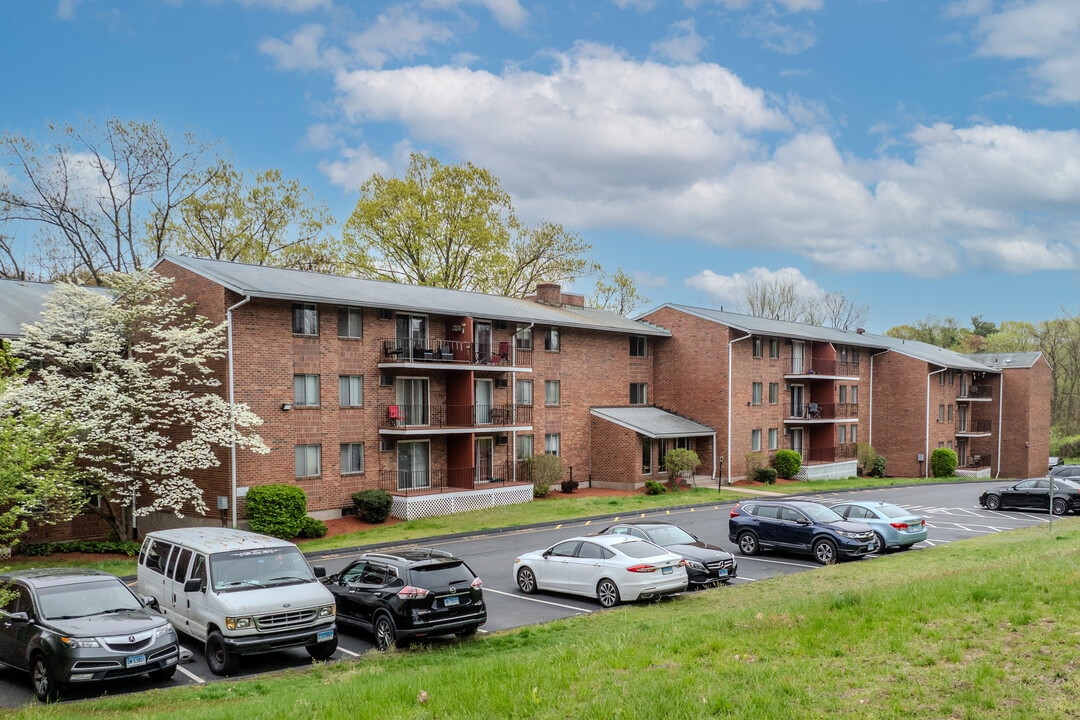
[136,527,337,675]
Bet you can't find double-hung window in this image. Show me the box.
[751,429,762,452]
[517,379,533,406]
[545,433,560,456]
[545,328,560,352]
[292,303,318,335]
[295,445,321,477]
[768,382,779,404]
[630,383,647,405]
[630,336,647,357]
[339,376,363,407]
[751,382,763,405]
[752,337,763,358]
[338,307,362,338]
[517,434,533,460]
[545,380,560,406]
[340,443,364,474]
[294,374,320,406]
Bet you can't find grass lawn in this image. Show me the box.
[7,517,1078,719]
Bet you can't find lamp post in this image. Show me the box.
[717,456,725,492]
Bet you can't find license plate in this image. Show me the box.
[717,569,728,577]
[444,595,460,606]
[317,630,334,642]
[662,566,673,575]
[125,654,147,668]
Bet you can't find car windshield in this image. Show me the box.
[643,525,696,545]
[613,540,668,559]
[799,504,845,523]
[36,577,142,620]
[210,547,315,591]
[875,504,911,519]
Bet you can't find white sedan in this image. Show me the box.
[512,535,688,608]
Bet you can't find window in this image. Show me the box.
[769,337,779,358]
[630,336,647,357]
[838,425,847,444]
[839,385,848,404]
[769,382,779,404]
[340,443,364,474]
[517,434,533,460]
[337,307,362,338]
[545,380,560,406]
[630,383,647,405]
[339,376,363,407]
[516,324,532,350]
[294,374,320,406]
[295,444,321,477]
[641,437,652,474]
[850,424,858,443]
[517,379,533,406]
[947,404,953,422]
[751,382,763,405]
[752,336,763,358]
[768,428,778,450]
[851,385,859,403]
[545,327,560,352]
[751,429,762,452]
[545,433,561,455]
[938,404,945,422]
[292,303,318,335]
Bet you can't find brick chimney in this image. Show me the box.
[535,282,562,305]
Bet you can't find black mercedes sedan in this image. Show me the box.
[979,477,1080,516]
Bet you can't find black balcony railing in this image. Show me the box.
[382,404,532,429]
[957,419,992,434]
[788,358,860,376]
[377,462,571,495]
[790,402,859,420]
[962,453,992,468]
[959,385,994,400]
[382,338,532,368]
[802,444,858,463]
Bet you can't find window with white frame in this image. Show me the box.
[838,425,847,444]
[641,437,652,474]
[947,404,953,422]
[938,404,945,422]
[295,444,321,477]
[850,424,858,443]
[339,376,363,407]
[516,323,532,350]
[752,336,763,357]
[545,433,560,456]
[340,443,364,474]
[545,327,560,352]
[337,307,362,338]
[292,303,318,335]
[293,374,320,406]
[851,385,859,403]
[751,429,762,452]
[545,380,560,406]
[769,382,779,404]
[839,385,848,404]
[769,337,779,358]
[630,336,647,357]
[517,379,533,406]
[751,382,763,405]
[517,434,533,460]
[768,428,778,450]
[630,383,647,405]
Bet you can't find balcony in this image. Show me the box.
[787,358,860,378]
[956,419,992,437]
[378,462,574,495]
[381,338,532,368]
[802,444,858,464]
[381,403,533,431]
[957,385,993,401]
[786,402,859,421]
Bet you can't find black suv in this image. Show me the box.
[0,568,180,701]
[728,500,876,565]
[323,548,486,650]
[595,521,737,588]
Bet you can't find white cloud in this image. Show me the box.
[56,0,81,20]
[259,24,341,71]
[651,19,708,63]
[317,142,393,193]
[685,267,823,310]
[233,0,331,12]
[421,0,529,29]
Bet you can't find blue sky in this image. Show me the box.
[3,0,1080,333]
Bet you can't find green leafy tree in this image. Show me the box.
[4,273,269,539]
[162,164,340,272]
[663,448,700,490]
[886,315,970,351]
[590,269,651,316]
[341,153,594,297]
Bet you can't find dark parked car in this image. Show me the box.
[979,477,1080,515]
[323,548,486,650]
[1048,464,1080,479]
[728,500,877,565]
[0,568,180,701]
[595,521,737,588]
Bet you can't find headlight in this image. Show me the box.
[318,605,335,617]
[155,624,175,640]
[225,616,253,630]
[60,636,101,649]
[685,560,706,571]
[837,531,863,539]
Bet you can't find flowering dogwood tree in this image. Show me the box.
[3,273,269,539]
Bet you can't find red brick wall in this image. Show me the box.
[996,358,1052,478]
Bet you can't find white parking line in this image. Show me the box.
[484,587,594,613]
[737,556,819,569]
[337,647,361,657]
[177,665,205,683]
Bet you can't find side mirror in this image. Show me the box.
[542,549,552,558]
[797,518,811,525]
[312,566,327,578]
[142,595,160,611]
[184,577,205,593]
[8,611,29,623]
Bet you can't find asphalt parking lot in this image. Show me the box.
[0,480,1060,707]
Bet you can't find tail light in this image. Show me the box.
[470,577,483,589]
[626,564,657,573]
[397,586,430,599]
[730,505,742,518]
[890,522,908,530]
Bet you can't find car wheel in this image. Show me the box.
[148,664,177,681]
[516,566,537,594]
[307,634,338,661]
[373,613,398,651]
[206,630,239,676]
[984,494,1001,510]
[31,652,60,702]
[874,533,889,554]
[812,538,838,565]
[596,578,621,608]
[1052,498,1068,516]
[737,531,759,556]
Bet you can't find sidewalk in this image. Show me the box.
[686,475,785,496]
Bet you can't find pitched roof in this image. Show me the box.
[0,279,112,339]
[590,406,715,438]
[645,303,998,373]
[965,352,1044,370]
[156,255,671,337]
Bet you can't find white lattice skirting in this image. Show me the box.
[391,485,534,521]
[795,460,859,481]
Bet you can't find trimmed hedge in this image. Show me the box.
[644,479,666,495]
[247,484,308,539]
[297,516,328,538]
[352,489,393,523]
[930,448,958,478]
[17,540,141,557]
[754,467,777,484]
[773,449,802,479]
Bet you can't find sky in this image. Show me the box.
[3,0,1080,333]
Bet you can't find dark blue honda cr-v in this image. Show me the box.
[728,500,876,565]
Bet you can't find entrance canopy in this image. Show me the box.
[590,407,714,438]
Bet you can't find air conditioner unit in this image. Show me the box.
[495,378,508,388]
[496,436,508,445]
[379,374,392,387]
[380,440,394,452]
[495,320,507,329]
[378,309,392,320]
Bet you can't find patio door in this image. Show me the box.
[790,384,805,418]
[792,341,806,374]
[475,437,494,483]
[475,378,493,424]
[396,377,429,426]
[396,314,427,359]
[789,428,804,457]
[474,322,492,362]
[397,440,430,490]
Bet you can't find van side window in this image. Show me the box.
[172,548,193,582]
[165,545,181,578]
[189,554,207,588]
[142,539,174,575]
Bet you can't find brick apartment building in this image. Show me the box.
[0,262,1052,537]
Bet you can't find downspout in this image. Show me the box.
[227,295,251,529]
[926,367,947,478]
[996,372,1004,479]
[727,334,752,484]
[868,353,875,445]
